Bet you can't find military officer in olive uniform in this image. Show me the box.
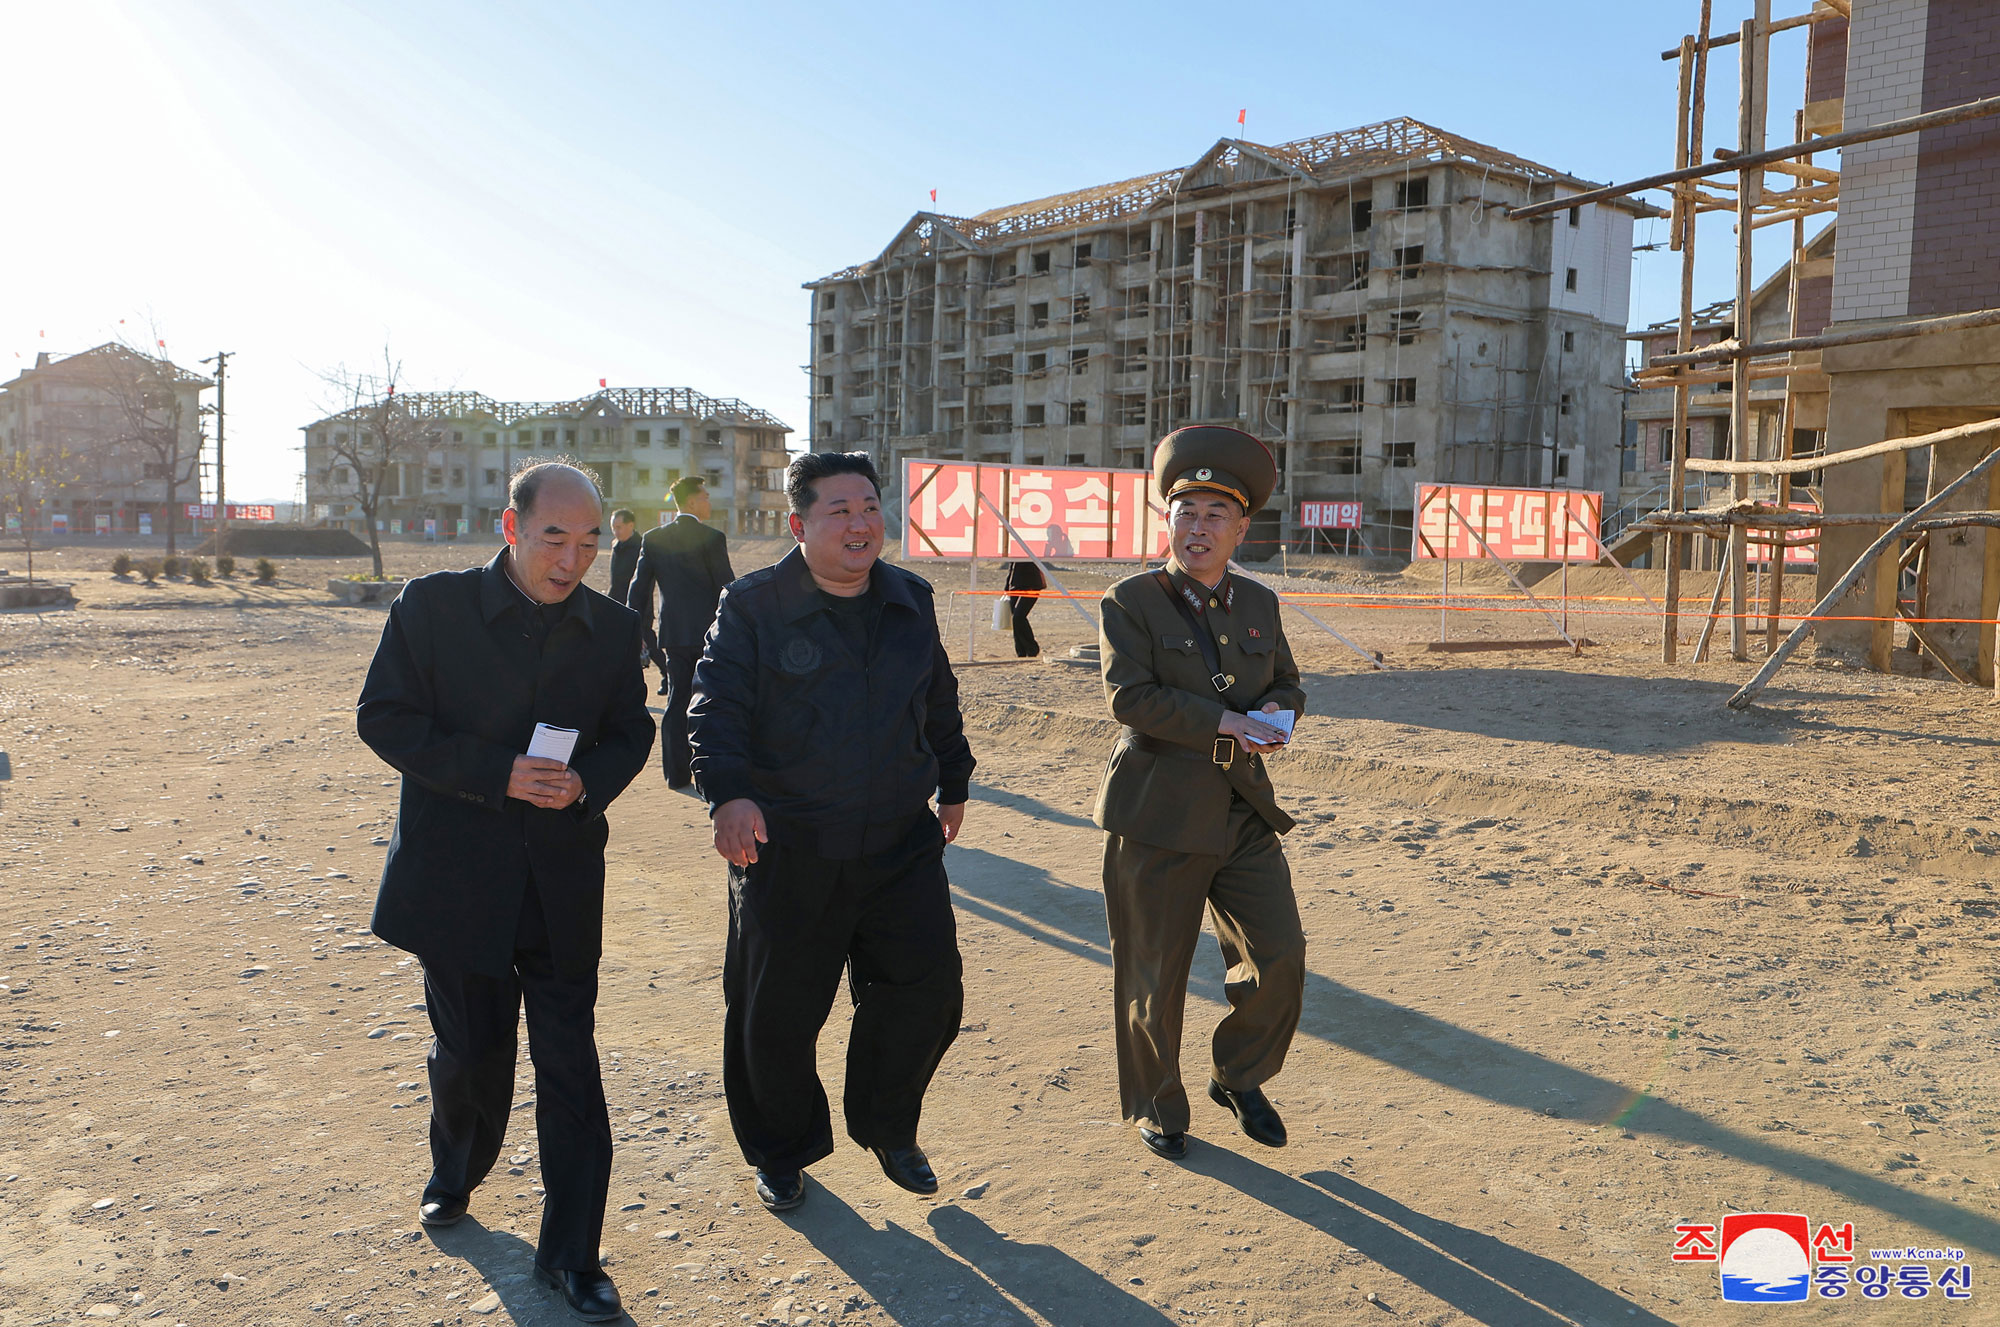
[1093,425,1307,1162]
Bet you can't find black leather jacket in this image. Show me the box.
[688,546,974,857]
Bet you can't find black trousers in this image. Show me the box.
[660,647,699,786]
[722,814,963,1173]
[1008,595,1039,657]
[420,881,611,1272]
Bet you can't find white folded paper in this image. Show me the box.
[1262,710,1297,740]
[527,722,579,766]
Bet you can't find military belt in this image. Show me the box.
[1124,728,1239,769]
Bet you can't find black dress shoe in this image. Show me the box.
[418,1196,467,1227]
[1209,1079,1287,1147]
[870,1143,939,1195]
[755,1168,806,1211]
[533,1264,623,1323]
[656,679,670,695]
[1138,1127,1189,1160]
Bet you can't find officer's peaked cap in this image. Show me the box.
[1152,426,1276,514]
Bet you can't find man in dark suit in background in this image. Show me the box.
[357,462,654,1323]
[627,475,734,788]
[607,508,640,604]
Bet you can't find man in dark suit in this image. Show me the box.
[606,508,640,604]
[627,475,734,788]
[357,462,654,1323]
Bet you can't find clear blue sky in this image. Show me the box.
[2,1,1810,500]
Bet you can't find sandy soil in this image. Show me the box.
[2,537,1996,1326]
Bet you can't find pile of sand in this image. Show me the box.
[190,526,371,556]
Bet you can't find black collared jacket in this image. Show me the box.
[627,514,734,649]
[688,546,974,854]
[356,551,656,977]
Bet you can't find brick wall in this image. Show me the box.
[1907,0,2000,316]
[1807,15,1849,104]
[1833,0,1930,322]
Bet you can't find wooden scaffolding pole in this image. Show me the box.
[1664,7,1711,662]
[1728,4,1771,661]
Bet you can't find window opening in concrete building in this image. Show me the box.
[637,468,651,486]
[1070,348,1089,373]
[1068,401,1087,425]
[1070,295,1091,323]
[1119,397,1146,426]
[541,429,557,445]
[1352,199,1373,231]
[824,291,837,309]
[1567,205,1581,227]
[1392,245,1424,277]
[1560,393,1572,416]
[1327,441,1361,475]
[483,468,500,486]
[1032,251,1052,274]
[1069,451,1088,463]
[664,428,681,444]
[985,355,1012,386]
[1395,177,1428,209]
[1026,404,1047,427]
[1386,440,1415,467]
[1554,453,1571,481]
[1031,302,1050,328]
[1391,311,1421,345]
[821,332,834,353]
[819,376,833,395]
[1386,378,1417,405]
[1074,243,1092,265]
[1027,353,1047,374]
[1333,320,1366,353]
[1321,379,1364,413]
[706,429,722,444]
[1562,330,1575,353]
[1565,268,1578,291]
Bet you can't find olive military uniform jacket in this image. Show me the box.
[1092,566,1305,856]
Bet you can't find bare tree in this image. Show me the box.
[100,340,205,556]
[313,351,433,578]
[0,441,82,583]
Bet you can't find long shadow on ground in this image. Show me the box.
[1186,1147,1675,1326]
[945,843,2000,1260]
[784,1184,1168,1325]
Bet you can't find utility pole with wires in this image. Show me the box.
[201,350,232,555]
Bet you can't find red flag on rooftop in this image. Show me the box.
[1237,108,1246,128]
[929,189,937,203]
[599,378,607,388]
[157,339,166,349]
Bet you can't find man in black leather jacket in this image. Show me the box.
[688,450,973,1214]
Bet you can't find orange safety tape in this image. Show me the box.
[950,589,1996,626]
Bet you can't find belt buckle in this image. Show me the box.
[1211,737,1236,768]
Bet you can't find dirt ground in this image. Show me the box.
[2,536,1996,1326]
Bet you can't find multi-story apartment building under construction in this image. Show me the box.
[806,117,1659,552]
[303,385,792,537]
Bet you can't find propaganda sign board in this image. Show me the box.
[1299,500,1362,530]
[903,459,1170,561]
[1413,484,1602,561]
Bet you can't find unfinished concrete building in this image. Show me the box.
[302,387,792,537]
[806,117,1659,552]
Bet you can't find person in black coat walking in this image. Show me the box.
[1004,559,1045,657]
[689,451,974,1214]
[606,508,641,604]
[357,462,654,1324]
[627,476,734,786]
